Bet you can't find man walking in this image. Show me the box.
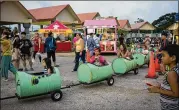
[93,34,100,48]
[44,32,57,67]
[87,33,97,57]
[19,32,33,71]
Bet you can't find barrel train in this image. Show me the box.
[1,53,150,102]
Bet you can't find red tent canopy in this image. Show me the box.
[39,20,72,34]
[44,20,69,29]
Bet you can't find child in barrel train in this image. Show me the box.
[147,44,179,110]
[117,44,132,60]
[142,44,149,55]
[90,48,108,66]
[135,43,142,53]
[42,58,54,74]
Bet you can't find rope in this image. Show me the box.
[0,96,16,100]
[61,83,82,89]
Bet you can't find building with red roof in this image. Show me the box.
[28,4,81,29]
[77,12,101,23]
[118,20,131,31]
[75,12,101,30]
[130,21,156,37]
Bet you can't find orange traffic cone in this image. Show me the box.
[145,51,158,79]
[86,50,90,63]
[155,58,160,72]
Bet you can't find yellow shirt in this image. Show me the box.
[75,38,84,52]
[0,39,12,56]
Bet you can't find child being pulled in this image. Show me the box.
[90,48,108,66]
[42,58,54,74]
[142,44,149,55]
[135,43,142,53]
[117,44,132,60]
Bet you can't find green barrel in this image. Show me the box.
[133,53,149,66]
[77,63,113,83]
[112,58,137,74]
[15,67,62,98]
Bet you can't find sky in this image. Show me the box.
[9,1,178,31]
[20,1,178,24]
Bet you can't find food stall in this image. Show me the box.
[84,19,118,53]
[39,20,73,52]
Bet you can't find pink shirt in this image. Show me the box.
[90,55,106,66]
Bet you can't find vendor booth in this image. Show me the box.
[167,13,179,45]
[39,20,72,52]
[84,19,118,53]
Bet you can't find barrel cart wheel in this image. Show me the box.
[107,77,114,86]
[51,90,63,101]
[134,68,139,75]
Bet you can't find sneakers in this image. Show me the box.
[72,70,77,72]
[24,68,28,71]
[30,68,34,71]
[32,58,35,63]
[3,78,8,81]
[23,68,34,71]
[18,68,23,71]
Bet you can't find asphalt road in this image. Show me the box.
[1,54,163,110]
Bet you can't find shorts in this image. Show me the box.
[12,48,20,61]
[20,54,31,61]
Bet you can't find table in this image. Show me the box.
[56,41,72,52]
[39,43,45,53]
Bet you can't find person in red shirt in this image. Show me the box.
[32,33,42,62]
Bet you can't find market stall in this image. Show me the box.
[167,13,179,45]
[84,19,118,53]
[39,20,73,52]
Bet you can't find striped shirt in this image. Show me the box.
[160,66,179,110]
[44,68,47,74]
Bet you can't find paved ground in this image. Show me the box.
[1,53,163,110]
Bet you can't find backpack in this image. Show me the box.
[49,38,56,51]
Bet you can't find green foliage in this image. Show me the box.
[134,18,145,23]
[152,12,176,32]
[117,29,128,36]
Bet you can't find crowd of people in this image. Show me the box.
[0,27,179,110]
[0,27,59,81]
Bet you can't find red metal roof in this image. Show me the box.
[131,22,147,30]
[29,4,68,21]
[118,20,128,28]
[77,12,99,23]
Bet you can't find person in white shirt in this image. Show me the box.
[144,36,151,49]
[142,44,149,55]
[93,34,100,48]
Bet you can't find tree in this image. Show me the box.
[152,12,176,32]
[117,29,128,36]
[135,18,145,23]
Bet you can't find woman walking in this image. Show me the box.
[12,35,21,69]
[0,32,17,81]
[72,33,84,72]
